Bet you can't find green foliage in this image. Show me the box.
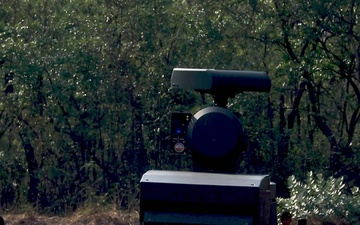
[0,0,360,216]
[277,172,360,224]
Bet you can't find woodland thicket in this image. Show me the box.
[1,0,359,219]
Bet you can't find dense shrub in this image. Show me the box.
[277,172,360,224]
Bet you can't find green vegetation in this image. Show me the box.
[277,172,360,224]
[1,0,359,223]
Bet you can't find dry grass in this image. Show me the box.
[1,204,139,225]
[1,207,357,225]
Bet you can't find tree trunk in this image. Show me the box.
[276,95,291,198]
[19,129,39,206]
[305,78,339,174]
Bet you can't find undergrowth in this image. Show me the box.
[277,172,360,224]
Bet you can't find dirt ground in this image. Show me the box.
[1,210,139,225]
[0,214,343,225]
[1,211,354,225]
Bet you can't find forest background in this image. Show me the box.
[0,0,359,223]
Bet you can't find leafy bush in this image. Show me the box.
[277,172,360,224]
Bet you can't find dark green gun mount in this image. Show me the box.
[139,68,276,225]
